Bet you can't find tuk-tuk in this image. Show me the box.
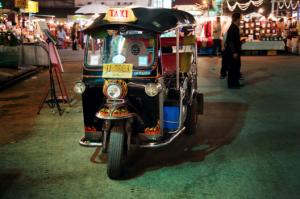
[73,7,204,179]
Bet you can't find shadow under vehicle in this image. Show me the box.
[73,7,204,179]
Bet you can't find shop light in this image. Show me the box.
[259,8,263,13]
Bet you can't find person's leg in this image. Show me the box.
[210,39,216,57]
[227,58,234,87]
[228,58,239,88]
[237,57,243,83]
[217,40,222,55]
[220,53,228,77]
[233,57,240,86]
[72,36,76,50]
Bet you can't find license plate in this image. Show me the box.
[103,64,133,78]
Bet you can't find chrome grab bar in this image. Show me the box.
[140,127,186,148]
[79,136,103,147]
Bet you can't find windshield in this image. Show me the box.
[85,30,156,70]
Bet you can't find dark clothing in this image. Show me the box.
[226,24,241,55]
[221,50,242,77]
[181,27,192,36]
[225,23,242,87]
[211,39,221,55]
[72,35,77,50]
[71,27,76,37]
[227,56,241,87]
[221,52,228,77]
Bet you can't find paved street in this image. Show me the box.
[0,50,300,199]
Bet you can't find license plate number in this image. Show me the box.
[103,64,133,78]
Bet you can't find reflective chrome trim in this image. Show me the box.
[140,127,186,148]
[163,120,179,123]
[158,77,164,137]
[188,88,198,105]
[178,87,185,129]
[106,99,125,104]
[127,82,146,88]
[96,114,144,124]
[176,27,180,90]
[106,82,123,99]
[79,136,103,147]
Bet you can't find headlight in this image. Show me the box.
[74,81,86,94]
[145,83,162,97]
[106,82,123,99]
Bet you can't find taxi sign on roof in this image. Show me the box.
[103,8,137,22]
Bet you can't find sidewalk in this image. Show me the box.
[0,65,41,91]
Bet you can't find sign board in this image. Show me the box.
[103,8,137,22]
[70,15,87,19]
[20,1,39,13]
[15,0,29,8]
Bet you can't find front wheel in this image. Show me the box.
[107,125,125,179]
[185,99,198,135]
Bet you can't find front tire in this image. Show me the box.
[107,125,124,179]
[185,99,198,135]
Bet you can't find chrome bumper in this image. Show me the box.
[79,136,103,147]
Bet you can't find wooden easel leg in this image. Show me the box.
[54,69,65,104]
[58,70,72,107]
[38,79,50,108]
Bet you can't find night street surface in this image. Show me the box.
[0,50,300,199]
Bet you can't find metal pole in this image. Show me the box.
[276,0,279,17]
[92,38,95,54]
[272,0,275,16]
[194,27,197,75]
[176,27,179,90]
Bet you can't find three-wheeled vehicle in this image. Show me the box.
[73,7,203,179]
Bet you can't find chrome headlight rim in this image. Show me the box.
[145,83,163,97]
[106,82,123,99]
[73,81,86,94]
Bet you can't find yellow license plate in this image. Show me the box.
[103,64,133,78]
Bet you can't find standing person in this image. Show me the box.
[71,22,77,51]
[225,13,244,89]
[57,26,67,49]
[277,18,284,37]
[210,17,221,57]
[220,30,244,80]
[220,31,228,79]
[180,26,193,52]
[57,26,66,40]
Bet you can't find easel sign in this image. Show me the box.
[38,21,64,73]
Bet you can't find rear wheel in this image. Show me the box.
[185,99,198,135]
[107,125,125,179]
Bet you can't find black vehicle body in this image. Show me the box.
[75,7,204,179]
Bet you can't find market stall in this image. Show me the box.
[242,41,285,50]
[195,16,231,55]
[238,13,289,55]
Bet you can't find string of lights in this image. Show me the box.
[278,0,300,9]
[226,0,264,11]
